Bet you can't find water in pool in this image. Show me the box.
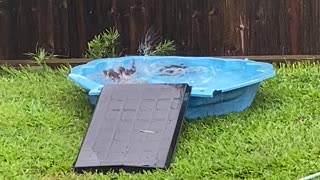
[84,58,246,95]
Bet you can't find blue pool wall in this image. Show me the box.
[87,82,260,120]
[185,83,260,119]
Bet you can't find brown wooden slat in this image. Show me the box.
[0,0,13,59]
[53,0,69,57]
[172,0,192,55]
[279,0,290,54]
[2,55,320,69]
[15,0,38,59]
[222,55,320,63]
[0,58,92,68]
[207,0,224,55]
[310,0,319,54]
[37,0,54,52]
[129,1,147,55]
[117,0,130,55]
[68,0,87,58]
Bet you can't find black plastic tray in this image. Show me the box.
[74,83,191,173]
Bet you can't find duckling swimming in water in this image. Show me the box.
[124,60,136,75]
[118,66,130,80]
[159,64,188,76]
[103,60,137,82]
[103,69,121,82]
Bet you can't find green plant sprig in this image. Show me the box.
[24,46,58,66]
[85,28,120,59]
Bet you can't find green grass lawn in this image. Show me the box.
[1,63,320,179]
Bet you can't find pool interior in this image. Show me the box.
[76,57,270,96]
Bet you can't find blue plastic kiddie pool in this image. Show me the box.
[68,56,276,120]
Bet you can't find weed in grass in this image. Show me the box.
[1,63,320,179]
[23,44,59,66]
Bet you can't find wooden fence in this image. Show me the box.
[0,0,319,60]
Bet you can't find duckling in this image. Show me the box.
[126,60,136,75]
[118,66,126,74]
[103,60,137,82]
[159,64,188,76]
[103,69,120,81]
[118,63,136,80]
[118,66,130,80]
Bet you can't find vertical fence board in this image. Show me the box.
[14,0,39,58]
[278,0,290,54]
[117,0,130,55]
[67,0,86,57]
[0,0,14,58]
[239,0,249,55]
[223,0,241,55]
[53,0,69,56]
[207,0,224,55]
[128,0,147,55]
[309,0,320,54]
[37,0,54,52]
[300,0,308,54]
[170,0,192,55]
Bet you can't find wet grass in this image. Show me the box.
[1,63,320,179]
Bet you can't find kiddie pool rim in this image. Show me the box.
[68,56,276,98]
